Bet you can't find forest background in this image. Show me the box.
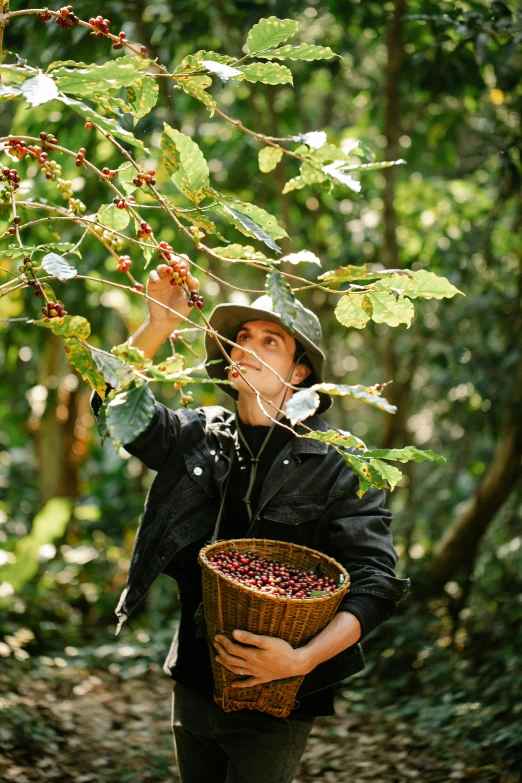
[0,1,520,781]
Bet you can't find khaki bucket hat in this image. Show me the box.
[204,295,332,414]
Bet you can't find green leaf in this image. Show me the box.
[246,17,299,54]
[0,83,22,99]
[148,354,185,380]
[319,265,411,284]
[0,64,30,84]
[377,270,464,300]
[364,291,415,327]
[229,201,288,241]
[300,161,328,185]
[19,73,58,107]
[239,62,293,86]
[105,384,156,449]
[322,161,361,192]
[57,95,146,151]
[179,74,216,114]
[33,314,91,341]
[90,90,132,117]
[92,351,134,391]
[257,43,338,61]
[364,446,446,464]
[266,271,297,329]
[52,56,151,96]
[334,294,371,329]
[306,429,367,452]
[312,383,397,414]
[41,252,78,280]
[126,76,159,124]
[285,388,320,424]
[64,338,107,396]
[258,146,284,173]
[97,203,130,231]
[0,499,71,592]
[161,124,210,204]
[116,163,138,195]
[368,459,403,490]
[212,244,270,263]
[282,176,306,194]
[111,342,152,369]
[214,205,283,254]
[2,243,81,261]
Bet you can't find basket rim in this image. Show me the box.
[199,537,350,604]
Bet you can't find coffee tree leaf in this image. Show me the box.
[377,269,464,300]
[213,205,282,253]
[212,244,270,262]
[0,83,22,99]
[312,383,397,414]
[364,445,446,464]
[111,342,153,369]
[63,338,107,396]
[0,63,30,84]
[33,314,91,341]
[306,428,367,451]
[228,201,288,241]
[367,459,404,490]
[282,176,306,193]
[126,76,159,124]
[246,17,299,54]
[20,73,59,107]
[105,384,156,449]
[300,161,328,185]
[258,146,284,172]
[40,252,78,280]
[239,62,293,85]
[161,124,210,204]
[52,56,151,96]
[258,43,338,61]
[364,290,415,327]
[319,265,412,284]
[92,351,134,391]
[285,388,320,424]
[266,271,297,329]
[57,95,146,150]
[148,354,185,380]
[97,203,130,231]
[322,161,361,192]
[178,74,216,114]
[116,163,138,195]
[334,293,371,329]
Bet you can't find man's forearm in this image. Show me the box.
[296,612,362,674]
[128,315,179,360]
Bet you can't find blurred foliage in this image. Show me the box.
[0,0,521,774]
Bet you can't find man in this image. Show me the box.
[97,261,409,783]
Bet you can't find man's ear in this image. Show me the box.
[291,363,312,386]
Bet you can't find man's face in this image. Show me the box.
[228,319,308,400]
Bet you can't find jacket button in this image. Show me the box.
[210,450,216,456]
[193,467,203,476]
[283,459,289,465]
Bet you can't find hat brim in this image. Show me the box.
[204,302,331,414]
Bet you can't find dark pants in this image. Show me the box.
[171,682,315,783]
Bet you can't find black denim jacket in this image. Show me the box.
[113,400,410,696]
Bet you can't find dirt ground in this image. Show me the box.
[0,666,515,783]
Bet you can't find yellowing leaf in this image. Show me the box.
[334,294,371,329]
[161,124,210,204]
[239,62,293,85]
[258,146,284,172]
[246,17,299,54]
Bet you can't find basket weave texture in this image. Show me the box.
[199,538,350,718]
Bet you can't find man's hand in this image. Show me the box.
[213,630,310,689]
[146,257,199,327]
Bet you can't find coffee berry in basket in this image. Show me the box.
[209,549,339,598]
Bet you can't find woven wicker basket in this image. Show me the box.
[198,538,350,718]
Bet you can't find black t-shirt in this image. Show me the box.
[164,418,394,717]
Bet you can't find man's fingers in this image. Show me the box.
[231,677,263,689]
[232,630,270,648]
[186,271,199,291]
[148,269,160,283]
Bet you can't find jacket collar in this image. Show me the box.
[208,407,329,456]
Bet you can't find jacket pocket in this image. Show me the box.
[262,496,326,525]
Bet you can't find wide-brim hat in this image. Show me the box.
[204,295,332,414]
